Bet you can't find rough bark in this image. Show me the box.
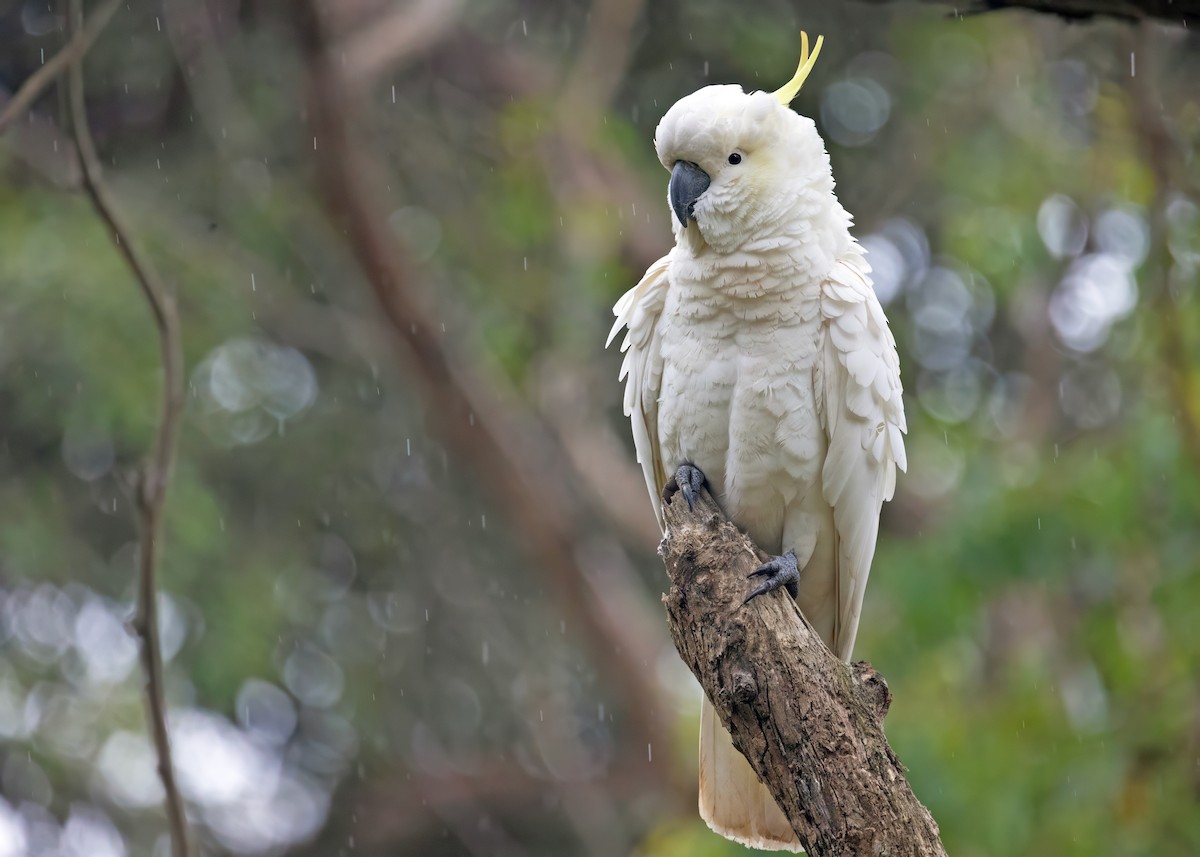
[863,0,1200,25]
[660,485,945,857]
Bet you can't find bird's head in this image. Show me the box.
[654,34,835,250]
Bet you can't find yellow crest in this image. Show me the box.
[772,32,825,106]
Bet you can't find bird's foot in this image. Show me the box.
[665,463,706,511]
[744,550,800,603]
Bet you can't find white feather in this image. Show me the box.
[817,254,907,660]
[608,253,673,529]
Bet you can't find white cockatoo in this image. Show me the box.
[607,35,907,851]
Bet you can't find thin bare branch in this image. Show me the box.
[65,3,191,856]
[291,0,683,797]
[0,0,123,134]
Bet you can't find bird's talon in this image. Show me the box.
[668,463,706,511]
[743,550,800,603]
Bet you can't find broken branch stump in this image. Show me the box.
[660,486,946,857]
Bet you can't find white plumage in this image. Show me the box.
[608,65,906,852]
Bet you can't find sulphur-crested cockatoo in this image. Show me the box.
[607,35,907,851]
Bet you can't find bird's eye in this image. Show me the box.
[728,153,742,165]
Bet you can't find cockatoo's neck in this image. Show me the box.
[674,172,855,274]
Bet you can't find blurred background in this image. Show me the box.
[1,0,1199,855]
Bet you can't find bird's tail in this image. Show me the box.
[698,695,804,852]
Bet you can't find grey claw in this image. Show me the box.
[670,463,705,511]
[744,550,800,603]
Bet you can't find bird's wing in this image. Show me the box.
[607,253,673,531]
[818,251,907,660]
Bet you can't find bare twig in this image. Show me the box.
[0,0,123,134]
[65,3,191,856]
[292,0,681,797]
[660,486,946,856]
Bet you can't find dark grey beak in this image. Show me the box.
[669,160,711,227]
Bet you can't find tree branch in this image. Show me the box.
[291,0,682,798]
[859,0,1200,25]
[660,485,946,857]
[557,0,646,135]
[335,0,465,85]
[0,0,124,134]
[1128,24,1200,476]
[65,3,191,856]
